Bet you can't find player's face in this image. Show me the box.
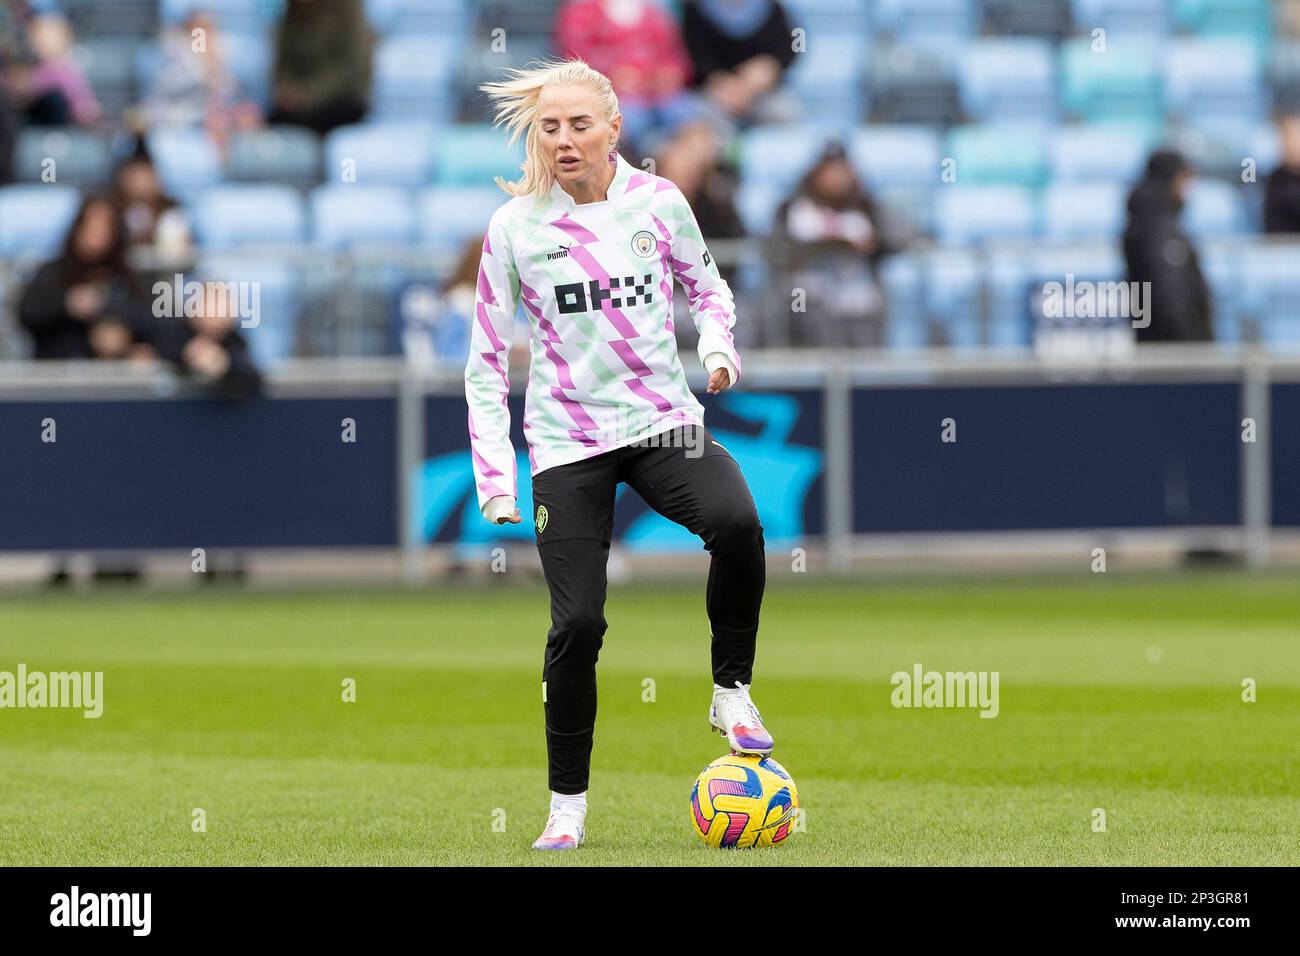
[537,84,620,186]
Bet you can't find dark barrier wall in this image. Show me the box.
[852,383,1242,532]
[416,389,826,550]
[1272,383,1300,528]
[0,398,398,549]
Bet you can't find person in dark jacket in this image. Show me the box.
[1122,149,1213,343]
[151,279,263,400]
[18,193,160,360]
[681,0,798,126]
[268,0,372,135]
[1263,113,1300,233]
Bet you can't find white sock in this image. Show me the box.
[714,682,745,695]
[551,791,587,812]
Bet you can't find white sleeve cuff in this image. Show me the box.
[703,351,737,385]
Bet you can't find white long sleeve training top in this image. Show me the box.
[465,148,742,514]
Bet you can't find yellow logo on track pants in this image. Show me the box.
[536,504,549,533]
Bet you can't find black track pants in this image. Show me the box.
[530,423,766,794]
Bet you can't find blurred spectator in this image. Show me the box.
[11,12,101,126]
[111,139,194,264]
[269,0,373,136]
[142,10,261,151]
[0,87,15,184]
[774,141,900,348]
[18,194,158,360]
[152,279,263,399]
[1123,150,1213,343]
[553,0,702,155]
[681,0,798,131]
[0,1,27,182]
[402,235,529,372]
[1264,113,1300,233]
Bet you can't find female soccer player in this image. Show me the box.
[465,58,772,851]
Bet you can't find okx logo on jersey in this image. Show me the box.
[555,275,655,314]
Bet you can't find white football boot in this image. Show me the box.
[709,680,775,755]
[531,798,586,851]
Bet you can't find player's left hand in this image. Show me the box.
[706,367,731,394]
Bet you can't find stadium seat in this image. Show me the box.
[958,38,1057,123]
[366,0,470,36]
[781,0,871,36]
[1042,182,1126,240]
[160,0,270,31]
[868,43,963,126]
[1182,180,1246,238]
[73,36,141,122]
[922,247,982,345]
[734,180,787,237]
[1173,0,1273,43]
[739,124,850,195]
[228,127,322,189]
[873,0,976,44]
[1164,38,1264,124]
[15,128,113,187]
[849,125,942,189]
[1239,245,1300,344]
[1071,0,1171,37]
[1048,123,1155,183]
[324,122,435,188]
[220,29,274,111]
[418,186,507,252]
[933,185,1038,244]
[945,123,1049,187]
[147,128,223,200]
[878,254,927,348]
[432,125,527,187]
[983,0,1075,41]
[193,185,307,248]
[0,185,82,259]
[783,33,868,123]
[311,185,418,249]
[1060,35,1163,124]
[455,37,556,123]
[372,35,459,122]
[58,0,157,38]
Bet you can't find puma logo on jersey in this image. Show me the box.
[546,244,571,261]
[555,275,654,313]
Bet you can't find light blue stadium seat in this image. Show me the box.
[0,185,82,259]
[1048,123,1155,183]
[324,122,435,187]
[148,128,223,200]
[373,35,458,123]
[193,185,307,248]
[1071,0,1171,37]
[781,0,871,37]
[228,127,321,187]
[849,125,941,189]
[1182,180,1246,237]
[431,125,526,187]
[945,123,1049,187]
[1164,38,1264,124]
[874,0,976,44]
[221,29,273,110]
[1060,35,1163,123]
[366,0,469,35]
[922,247,982,345]
[959,38,1057,123]
[418,187,508,252]
[311,185,418,249]
[878,254,927,348]
[1043,182,1126,240]
[734,180,786,237]
[1239,246,1300,344]
[933,185,1038,244]
[739,124,850,195]
[161,0,269,30]
[783,33,867,122]
[15,128,112,186]
[1173,0,1273,43]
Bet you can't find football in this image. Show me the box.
[690,753,799,849]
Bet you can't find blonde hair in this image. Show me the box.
[480,57,621,198]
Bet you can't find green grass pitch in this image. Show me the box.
[0,570,1296,866]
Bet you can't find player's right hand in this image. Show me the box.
[482,495,522,525]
